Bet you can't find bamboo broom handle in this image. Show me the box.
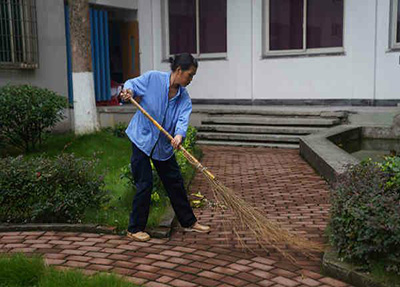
[129,97,215,180]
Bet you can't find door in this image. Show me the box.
[121,21,140,81]
[90,7,111,102]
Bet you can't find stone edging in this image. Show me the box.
[0,223,116,234]
[299,125,360,183]
[322,248,400,287]
[0,204,176,239]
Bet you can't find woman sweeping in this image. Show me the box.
[120,53,210,242]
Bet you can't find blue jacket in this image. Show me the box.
[124,71,192,161]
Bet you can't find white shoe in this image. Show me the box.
[184,222,211,233]
[126,231,151,242]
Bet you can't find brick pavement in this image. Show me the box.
[0,146,351,287]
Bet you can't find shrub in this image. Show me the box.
[183,125,197,151]
[120,162,165,207]
[0,84,67,152]
[329,158,400,270]
[111,122,128,138]
[0,154,109,223]
[378,156,400,190]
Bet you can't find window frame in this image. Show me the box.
[263,0,345,58]
[0,0,39,69]
[162,0,227,60]
[390,0,400,50]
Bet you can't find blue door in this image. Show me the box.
[90,7,111,102]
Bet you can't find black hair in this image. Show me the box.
[169,53,198,72]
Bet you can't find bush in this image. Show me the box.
[0,84,67,152]
[329,158,400,270]
[120,161,165,207]
[0,154,109,223]
[112,122,128,138]
[183,125,197,151]
[378,156,400,190]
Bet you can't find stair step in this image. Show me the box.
[193,106,347,118]
[197,132,300,143]
[197,124,324,135]
[197,140,299,149]
[203,116,340,126]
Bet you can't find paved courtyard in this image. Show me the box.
[0,146,351,287]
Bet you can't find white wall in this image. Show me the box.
[376,0,400,100]
[139,0,252,100]
[253,0,378,100]
[138,0,400,103]
[0,0,68,97]
[90,0,138,10]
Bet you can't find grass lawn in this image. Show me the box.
[2,130,167,231]
[0,253,138,287]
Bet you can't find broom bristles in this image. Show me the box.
[207,176,325,263]
[180,148,325,263]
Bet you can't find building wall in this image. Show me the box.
[0,0,68,98]
[139,0,400,103]
[90,0,138,10]
[376,0,400,100]
[138,0,252,100]
[253,0,376,101]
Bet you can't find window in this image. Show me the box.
[391,0,400,49]
[163,0,227,59]
[0,0,38,69]
[264,0,344,56]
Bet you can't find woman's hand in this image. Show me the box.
[120,89,133,102]
[171,135,183,150]
[120,89,142,104]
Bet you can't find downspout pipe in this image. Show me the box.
[372,0,378,106]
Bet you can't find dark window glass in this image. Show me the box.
[11,0,24,62]
[0,1,12,62]
[168,0,196,54]
[397,0,400,43]
[199,0,227,53]
[307,0,343,48]
[269,0,303,50]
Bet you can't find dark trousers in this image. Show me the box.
[128,143,197,233]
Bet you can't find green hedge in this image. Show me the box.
[0,154,109,223]
[329,157,400,273]
[0,84,67,152]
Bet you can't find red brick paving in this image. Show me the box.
[0,146,352,286]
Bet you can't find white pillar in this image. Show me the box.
[72,72,99,134]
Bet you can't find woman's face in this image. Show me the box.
[177,65,197,87]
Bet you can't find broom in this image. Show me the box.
[128,97,324,262]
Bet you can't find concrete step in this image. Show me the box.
[203,116,340,126]
[197,132,300,143]
[197,124,324,135]
[197,140,299,149]
[193,106,348,118]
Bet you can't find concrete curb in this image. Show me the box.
[0,204,177,239]
[299,125,361,183]
[146,203,176,238]
[323,248,400,287]
[0,223,116,234]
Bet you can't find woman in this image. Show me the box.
[120,53,210,242]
